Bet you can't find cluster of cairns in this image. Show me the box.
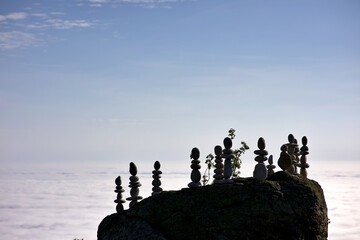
[187,133,310,186]
[114,133,310,211]
[114,161,163,213]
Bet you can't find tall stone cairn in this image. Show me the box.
[188,147,202,188]
[126,162,143,208]
[293,138,300,174]
[286,134,298,174]
[152,161,163,196]
[266,155,276,175]
[114,176,125,213]
[298,136,310,178]
[213,145,224,184]
[253,137,268,181]
[222,137,234,183]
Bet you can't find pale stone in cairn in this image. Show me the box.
[253,137,268,181]
[266,155,276,175]
[222,137,234,183]
[114,176,125,213]
[213,145,224,184]
[188,147,202,188]
[126,162,143,208]
[152,161,163,195]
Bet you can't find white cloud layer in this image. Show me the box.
[0,162,359,239]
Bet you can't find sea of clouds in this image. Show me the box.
[0,161,359,240]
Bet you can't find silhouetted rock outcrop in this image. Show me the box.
[98,171,328,240]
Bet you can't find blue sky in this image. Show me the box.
[0,0,359,169]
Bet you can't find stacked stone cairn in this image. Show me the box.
[297,136,310,178]
[222,137,234,183]
[293,139,300,173]
[126,162,143,208]
[285,134,299,174]
[213,145,224,184]
[266,155,276,175]
[152,161,163,195]
[188,147,202,188]
[114,176,125,213]
[253,137,268,181]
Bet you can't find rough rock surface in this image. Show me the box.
[98,171,328,240]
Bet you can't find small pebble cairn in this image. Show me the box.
[297,136,310,178]
[266,155,276,175]
[152,161,163,195]
[222,137,234,183]
[188,147,202,188]
[213,145,224,184]
[253,137,268,181]
[114,176,125,213]
[286,134,298,174]
[293,139,300,173]
[126,162,143,208]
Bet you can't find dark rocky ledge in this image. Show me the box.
[98,171,328,240]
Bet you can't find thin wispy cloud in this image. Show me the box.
[78,0,189,8]
[0,0,191,50]
[26,19,93,30]
[45,19,92,29]
[0,31,38,50]
[0,0,197,50]
[0,8,93,50]
[0,12,28,21]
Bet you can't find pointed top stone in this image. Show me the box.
[224,137,232,150]
[129,162,137,176]
[288,134,295,143]
[268,155,273,165]
[258,137,266,150]
[191,147,200,159]
[214,145,222,156]
[154,161,161,170]
[115,176,121,186]
[302,136,308,146]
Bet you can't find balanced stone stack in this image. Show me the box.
[298,136,310,178]
[213,145,224,184]
[266,155,276,175]
[114,176,125,213]
[286,134,298,174]
[253,137,268,181]
[126,162,143,208]
[152,161,163,195]
[222,137,234,183]
[188,147,202,188]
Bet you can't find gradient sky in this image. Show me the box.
[0,0,359,170]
